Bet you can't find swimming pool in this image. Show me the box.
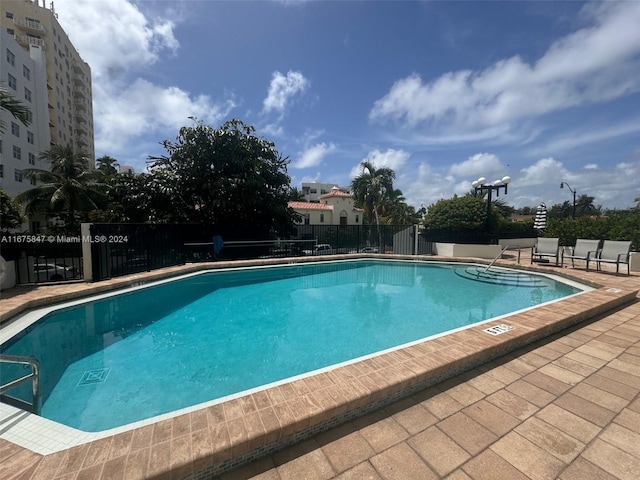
[0,260,587,432]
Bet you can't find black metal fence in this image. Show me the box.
[1,238,83,284]
[2,223,536,284]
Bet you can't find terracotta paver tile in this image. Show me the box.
[81,437,112,469]
[538,363,585,386]
[564,350,609,369]
[384,398,438,435]
[485,389,538,421]
[614,408,640,434]
[443,470,473,480]
[321,431,376,474]
[123,448,150,480]
[151,419,173,445]
[554,393,617,427]
[518,351,551,368]
[599,423,640,457]
[370,442,438,480]
[505,379,556,408]
[146,440,171,478]
[482,365,522,385]
[30,452,65,480]
[576,341,624,361]
[462,399,520,436]
[438,412,498,456]
[462,449,530,480]
[490,431,565,480]
[443,383,486,407]
[100,456,127,480]
[569,383,628,412]
[535,404,601,444]
[558,457,618,480]
[607,358,640,377]
[54,443,90,477]
[408,426,470,477]
[108,431,133,460]
[420,391,464,420]
[357,416,409,453]
[552,355,599,376]
[585,373,640,400]
[522,370,572,396]
[220,456,278,480]
[582,438,640,480]
[597,366,640,389]
[515,417,584,463]
[334,461,383,480]
[277,447,335,480]
[75,463,103,480]
[466,371,506,395]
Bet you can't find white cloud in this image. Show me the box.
[263,70,310,114]
[95,79,235,153]
[448,153,504,179]
[370,2,640,137]
[292,142,336,169]
[52,0,235,167]
[349,149,410,179]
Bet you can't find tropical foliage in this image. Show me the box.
[145,119,296,234]
[0,85,31,133]
[0,188,25,230]
[16,146,108,234]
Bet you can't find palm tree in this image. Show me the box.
[16,145,108,233]
[1,85,31,133]
[351,161,395,246]
[96,155,120,178]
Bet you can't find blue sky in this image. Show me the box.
[53,0,640,210]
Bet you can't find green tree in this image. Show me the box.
[423,195,509,230]
[0,188,25,230]
[351,161,395,226]
[0,85,31,133]
[148,118,295,234]
[96,155,119,178]
[16,145,108,234]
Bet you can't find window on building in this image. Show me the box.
[25,110,32,123]
[30,177,36,185]
[15,169,23,182]
[356,215,359,223]
[340,211,348,226]
[27,131,34,144]
[6,48,15,66]
[304,214,310,225]
[11,122,20,136]
[28,152,36,164]
[8,73,17,90]
[23,65,30,80]
[0,165,3,178]
[13,145,21,160]
[320,214,325,223]
[310,189,317,194]
[7,28,15,35]
[5,12,14,19]
[24,87,31,102]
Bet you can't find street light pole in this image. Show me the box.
[560,182,576,219]
[472,176,511,232]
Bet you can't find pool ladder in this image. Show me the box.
[0,354,41,414]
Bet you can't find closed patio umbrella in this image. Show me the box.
[533,203,547,235]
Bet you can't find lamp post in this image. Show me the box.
[472,176,511,232]
[560,182,576,219]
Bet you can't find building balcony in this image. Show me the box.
[14,34,45,48]
[13,18,46,34]
[73,100,86,111]
[74,88,86,99]
[73,76,86,87]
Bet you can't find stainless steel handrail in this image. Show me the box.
[484,245,510,272]
[0,354,41,414]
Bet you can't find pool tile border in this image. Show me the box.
[1,256,638,479]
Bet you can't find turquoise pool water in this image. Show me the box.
[1,260,583,431]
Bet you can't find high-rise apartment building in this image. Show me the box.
[1,0,94,197]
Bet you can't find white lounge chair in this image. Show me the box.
[531,237,560,265]
[561,239,600,268]
[587,240,632,275]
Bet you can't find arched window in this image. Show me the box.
[340,210,348,226]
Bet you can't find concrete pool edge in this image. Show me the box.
[0,256,637,478]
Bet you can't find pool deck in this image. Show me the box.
[1,253,639,479]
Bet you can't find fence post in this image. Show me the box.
[81,223,93,281]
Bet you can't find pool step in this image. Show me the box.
[455,266,548,288]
